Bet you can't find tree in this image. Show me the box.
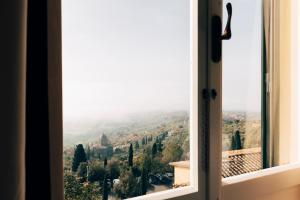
[114,170,139,199]
[88,163,106,183]
[102,174,108,200]
[104,157,107,168]
[131,166,141,177]
[65,173,102,200]
[64,174,82,200]
[157,140,163,153]
[101,134,110,146]
[162,141,183,163]
[234,130,242,150]
[77,162,88,182]
[135,141,139,150]
[152,143,157,158]
[86,144,91,160]
[140,154,151,195]
[72,144,87,172]
[128,143,133,167]
[140,167,147,195]
[142,138,145,145]
[82,183,101,200]
[108,160,120,188]
[231,135,236,150]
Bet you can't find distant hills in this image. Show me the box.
[63,111,189,148]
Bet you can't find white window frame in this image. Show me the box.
[49,0,214,200]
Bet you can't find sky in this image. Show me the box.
[62,0,190,121]
[223,0,262,112]
[62,0,261,122]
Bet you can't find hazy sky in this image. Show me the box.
[62,0,261,121]
[62,0,190,120]
[223,0,262,112]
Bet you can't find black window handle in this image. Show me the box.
[211,2,232,63]
[221,3,232,40]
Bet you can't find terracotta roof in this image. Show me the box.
[222,148,262,178]
[169,148,262,178]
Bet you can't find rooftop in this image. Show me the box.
[169,148,262,178]
[222,148,262,178]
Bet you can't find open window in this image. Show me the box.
[61,0,207,200]
[44,0,300,199]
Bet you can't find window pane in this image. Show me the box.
[222,0,262,178]
[62,0,193,199]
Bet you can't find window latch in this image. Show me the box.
[212,2,232,63]
[221,3,232,40]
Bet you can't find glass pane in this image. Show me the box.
[222,0,262,178]
[62,0,193,199]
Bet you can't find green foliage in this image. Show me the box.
[100,134,110,146]
[64,173,101,200]
[140,167,147,195]
[142,138,145,145]
[104,157,107,168]
[86,145,91,160]
[64,174,82,200]
[88,163,106,183]
[82,183,102,200]
[231,135,236,150]
[135,141,139,150]
[107,160,120,188]
[102,175,108,200]
[234,130,242,149]
[114,170,140,199]
[231,130,243,150]
[162,141,183,163]
[131,166,141,177]
[72,144,87,172]
[77,162,88,182]
[128,143,133,167]
[152,143,157,158]
[157,140,163,153]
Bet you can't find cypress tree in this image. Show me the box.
[231,135,236,150]
[152,143,157,158]
[128,143,133,167]
[72,144,87,172]
[102,174,108,200]
[140,167,147,195]
[86,144,91,160]
[157,141,163,152]
[142,138,145,145]
[135,141,139,150]
[104,157,108,168]
[234,130,242,150]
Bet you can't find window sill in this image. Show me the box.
[221,162,300,200]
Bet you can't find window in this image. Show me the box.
[62,0,204,199]
[222,0,263,178]
[48,0,300,199]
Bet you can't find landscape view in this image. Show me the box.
[63,111,190,199]
[62,0,192,199]
[63,0,262,199]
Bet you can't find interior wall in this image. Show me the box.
[278,0,298,165]
[256,185,300,200]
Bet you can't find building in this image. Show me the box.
[169,161,190,187]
